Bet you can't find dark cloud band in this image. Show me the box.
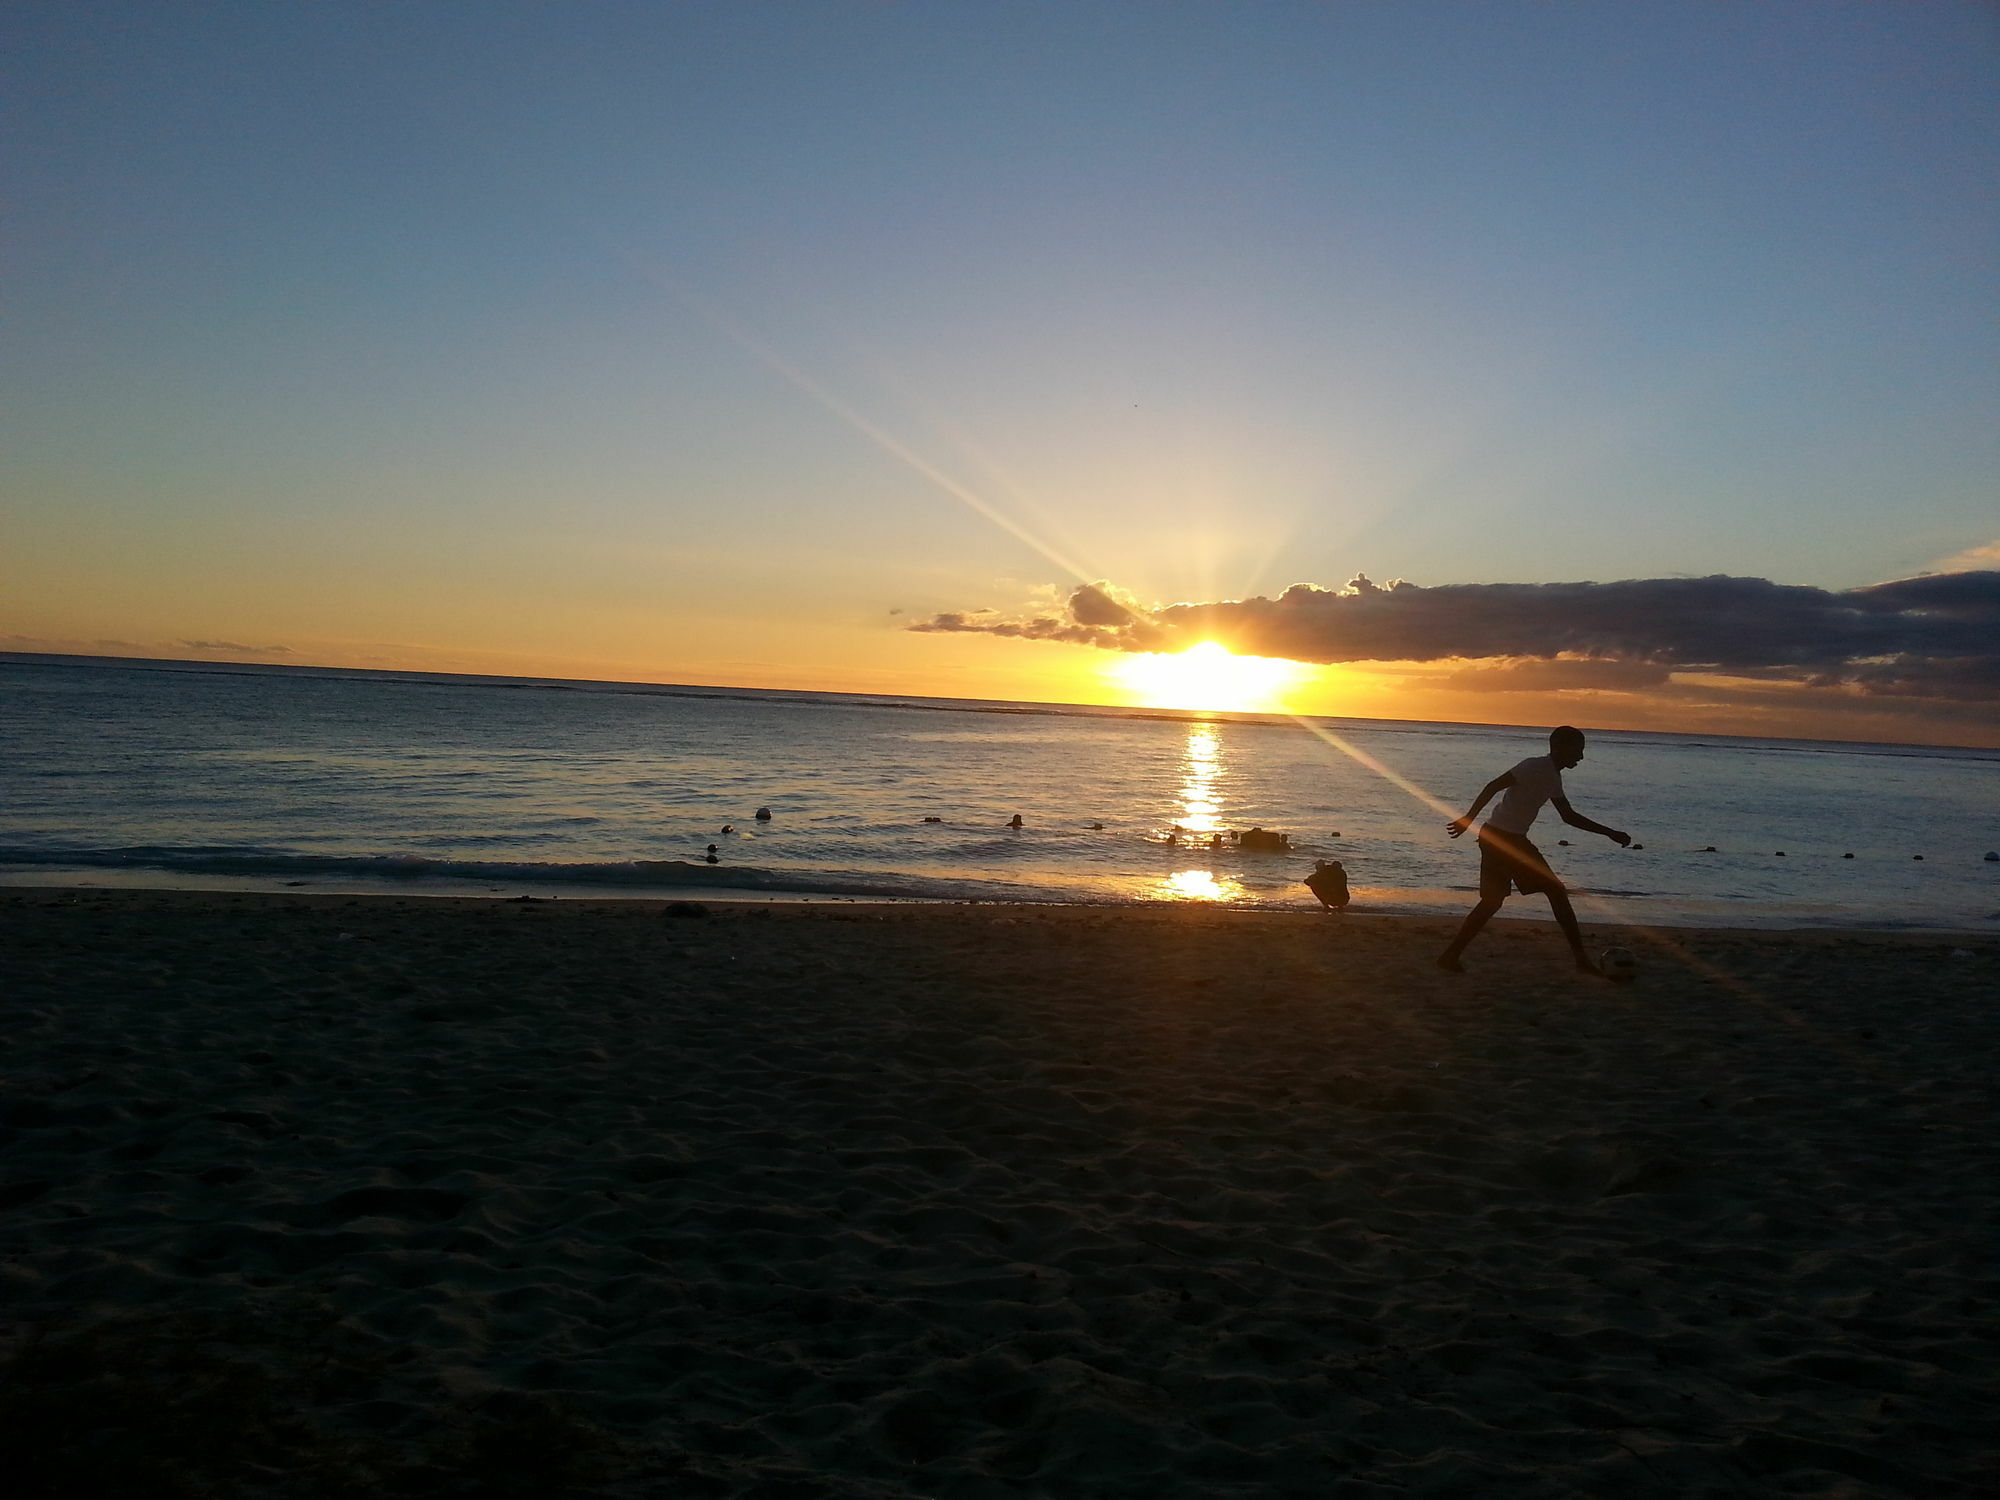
[908,570,2000,701]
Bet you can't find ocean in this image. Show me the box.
[3,654,1996,931]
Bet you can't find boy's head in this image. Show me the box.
[1549,725,1586,768]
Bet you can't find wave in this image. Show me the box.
[0,845,993,902]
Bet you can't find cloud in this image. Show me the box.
[910,580,1166,650]
[177,639,296,656]
[2,634,153,655]
[1429,657,1675,694]
[1929,539,2000,573]
[1840,654,2000,702]
[1067,581,1145,628]
[0,635,296,661]
[909,570,2000,701]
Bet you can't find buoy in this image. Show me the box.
[1984,852,1998,862]
[922,816,943,823]
[1843,852,1854,858]
[1912,854,1923,861]
[754,807,772,821]
[1775,851,1785,857]
[1629,843,1644,850]
[1329,830,1341,838]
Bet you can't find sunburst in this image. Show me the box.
[1107,641,1308,713]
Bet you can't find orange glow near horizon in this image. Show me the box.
[1106,641,1310,713]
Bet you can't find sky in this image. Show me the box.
[4,1,1996,745]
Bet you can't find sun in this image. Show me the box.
[1106,641,1309,713]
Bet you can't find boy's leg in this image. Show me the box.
[1545,889,1600,973]
[1438,895,1503,971]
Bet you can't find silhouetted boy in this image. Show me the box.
[1438,726,1628,975]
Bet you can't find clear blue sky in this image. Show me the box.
[4,2,1994,738]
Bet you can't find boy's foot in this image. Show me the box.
[1436,954,1465,973]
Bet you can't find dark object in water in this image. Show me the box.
[1238,827,1292,852]
[663,901,709,918]
[1775,851,1785,857]
[1912,854,1923,860]
[922,816,943,823]
[1087,822,1104,830]
[720,825,734,833]
[1985,852,1998,862]
[1628,843,1644,850]
[1702,846,1717,852]
[1556,839,1569,846]
[1843,852,1854,858]
[1007,814,1025,828]
[754,807,772,820]
[1303,860,1349,911]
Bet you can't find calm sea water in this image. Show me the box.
[3,655,1997,931]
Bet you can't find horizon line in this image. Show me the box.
[3,649,1992,759]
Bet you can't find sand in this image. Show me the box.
[1,888,1994,1498]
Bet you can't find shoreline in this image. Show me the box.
[8,878,2000,941]
[5,868,1996,937]
[3,886,1993,1495]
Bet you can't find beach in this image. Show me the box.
[2,888,1994,1498]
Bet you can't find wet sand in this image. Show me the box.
[1,888,1994,1497]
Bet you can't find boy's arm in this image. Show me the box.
[1554,796,1630,845]
[1446,773,1513,838]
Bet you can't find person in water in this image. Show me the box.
[1438,726,1629,975]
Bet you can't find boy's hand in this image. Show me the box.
[1446,816,1473,838]
[1609,829,1631,847]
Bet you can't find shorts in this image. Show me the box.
[1477,828,1564,899]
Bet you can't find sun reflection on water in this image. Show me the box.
[1177,723,1223,834]
[1159,868,1246,902]
[1154,725,1246,901]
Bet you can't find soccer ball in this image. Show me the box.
[1600,947,1638,983]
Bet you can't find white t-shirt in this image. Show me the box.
[1484,755,1564,835]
